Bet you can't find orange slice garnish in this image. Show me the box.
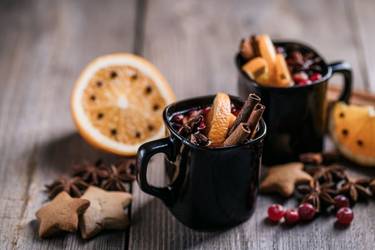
[206,93,232,146]
[71,53,176,156]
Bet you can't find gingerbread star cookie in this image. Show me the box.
[80,186,132,239]
[35,191,90,238]
[260,162,313,197]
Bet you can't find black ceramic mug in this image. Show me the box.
[136,95,267,231]
[236,41,352,165]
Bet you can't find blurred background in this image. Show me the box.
[1,0,373,101]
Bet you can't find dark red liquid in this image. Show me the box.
[170,103,241,146]
[276,45,324,86]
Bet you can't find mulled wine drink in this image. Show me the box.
[236,35,352,164]
[136,94,267,230]
[170,92,264,148]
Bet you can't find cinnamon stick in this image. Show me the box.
[228,93,260,136]
[224,123,251,146]
[247,103,265,138]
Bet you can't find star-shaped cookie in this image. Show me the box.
[35,191,90,238]
[80,186,132,239]
[260,162,313,197]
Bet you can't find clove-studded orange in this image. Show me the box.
[329,102,375,167]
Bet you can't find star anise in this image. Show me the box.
[72,160,107,185]
[299,181,336,212]
[45,176,89,199]
[190,132,210,146]
[305,165,347,184]
[100,162,135,192]
[337,178,372,202]
[178,113,203,137]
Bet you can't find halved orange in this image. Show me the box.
[71,53,176,156]
[329,102,375,167]
[206,93,231,146]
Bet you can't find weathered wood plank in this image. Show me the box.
[0,0,137,249]
[352,0,375,92]
[130,0,375,249]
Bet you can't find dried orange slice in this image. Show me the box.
[329,102,375,167]
[206,93,231,146]
[71,53,176,156]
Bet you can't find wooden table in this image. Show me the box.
[1,0,375,249]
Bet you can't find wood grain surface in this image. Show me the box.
[129,0,375,250]
[0,0,374,249]
[0,0,137,249]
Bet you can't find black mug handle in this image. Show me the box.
[136,137,178,206]
[328,61,352,103]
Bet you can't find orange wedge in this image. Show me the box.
[206,93,231,146]
[71,53,176,156]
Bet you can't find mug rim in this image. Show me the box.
[163,94,267,151]
[235,39,333,91]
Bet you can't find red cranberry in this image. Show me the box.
[298,203,316,221]
[284,209,300,225]
[231,107,240,116]
[293,72,308,81]
[293,72,311,86]
[334,195,350,209]
[203,106,211,115]
[197,120,206,131]
[296,79,311,86]
[267,204,286,222]
[309,72,322,82]
[336,207,353,225]
[172,114,184,123]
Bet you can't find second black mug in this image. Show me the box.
[236,41,352,165]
